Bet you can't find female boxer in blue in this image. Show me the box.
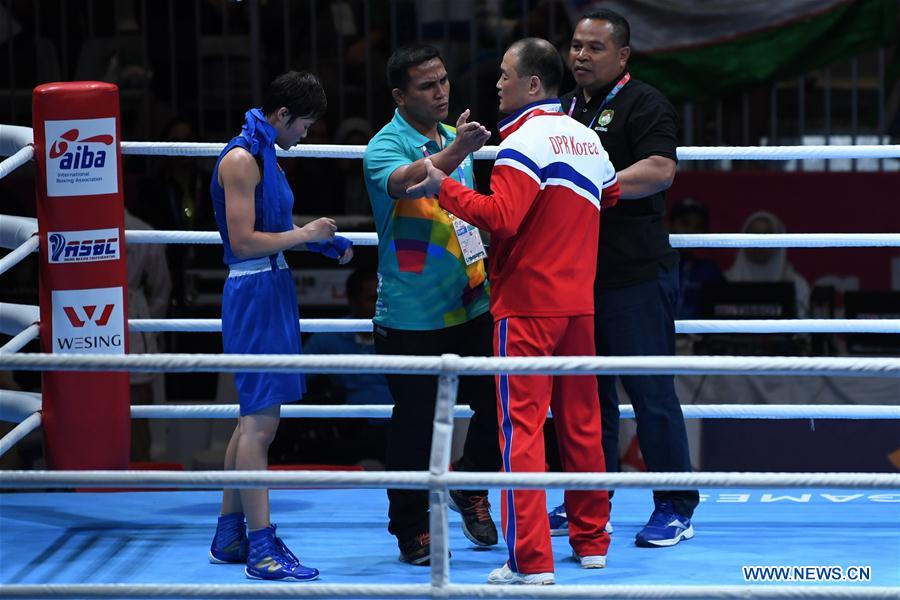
[207,71,353,582]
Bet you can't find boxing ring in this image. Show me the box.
[1,122,900,598]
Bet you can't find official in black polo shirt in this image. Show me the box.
[547,8,700,548]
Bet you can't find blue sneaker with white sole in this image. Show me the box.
[548,503,613,536]
[209,512,248,564]
[245,525,319,581]
[548,503,568,536]
[634,501,694,547]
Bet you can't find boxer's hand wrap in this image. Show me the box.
[307,235,353,260]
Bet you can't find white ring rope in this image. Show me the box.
[5,228,897,250]
[0,390,40,421]
[112,141,900,161]
[0,353,896,377]
[0,124,33,155]
[131,318,375,333]
[3,308,898,337]
[0,144,34,179]
[125,229,225,245]
[1,583,896,599]
[0,215,38,247]
[2,201,898,252]
[1,399,895,425]
[121,230,900,248]
[0,234,38,276]
[0,303,39,337]
[675,145,900,160]
[0,124,35,180]
[126,317,900,334]
[3,229,898,283]
[125,403,900,421]
[7,399,892,463]
[1,469,897,491]
[0,129,893,161]
[0,323,39,353]
[0,411,41,459]
[668,233,900,248]
[675,319,900,334]
[0,228,885,249]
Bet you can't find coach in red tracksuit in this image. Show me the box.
[407,37,621,585]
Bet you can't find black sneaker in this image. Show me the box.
[449,490,498,547]
[398,532,430,565]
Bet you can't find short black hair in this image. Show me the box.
[580,9,631,48]
[509,38,563,96]
[387,44,442,91]
[262,71,327,124]
[345,268,377,300]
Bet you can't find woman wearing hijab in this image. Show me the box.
[725,211,811,317]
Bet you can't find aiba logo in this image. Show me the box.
[45,118,118,197]
[48,128,113,169]
[51,287,125,355]
[48,228,120,264]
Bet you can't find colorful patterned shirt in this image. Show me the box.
[363,109,490,330]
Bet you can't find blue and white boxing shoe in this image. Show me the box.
[634,501,694,547]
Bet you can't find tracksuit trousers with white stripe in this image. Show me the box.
[495,315,611,574]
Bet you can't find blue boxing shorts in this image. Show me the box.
[222,254,305,415]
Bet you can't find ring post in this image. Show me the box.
[428,353,460,590]
[32,82,130,470]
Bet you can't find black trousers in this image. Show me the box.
[374,312,501,541]
[595,265,699,517]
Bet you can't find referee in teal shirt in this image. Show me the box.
[363,44,501,566]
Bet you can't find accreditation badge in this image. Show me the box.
[451,215,486,265]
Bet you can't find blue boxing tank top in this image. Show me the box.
[210,109,295,265]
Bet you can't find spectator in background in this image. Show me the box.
[668,197,724,320]
[156,118,215,232]
[124,208,172,462]
[415,0,476,85]
[296,0,396,122]
[0,3,61,86]
[301,268,392,469]
[304,268,390,406]
[513,0,574,53]
[139,117,215,313]
[725,211,811,317]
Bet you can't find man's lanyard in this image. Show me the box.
[568,72,630,129]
